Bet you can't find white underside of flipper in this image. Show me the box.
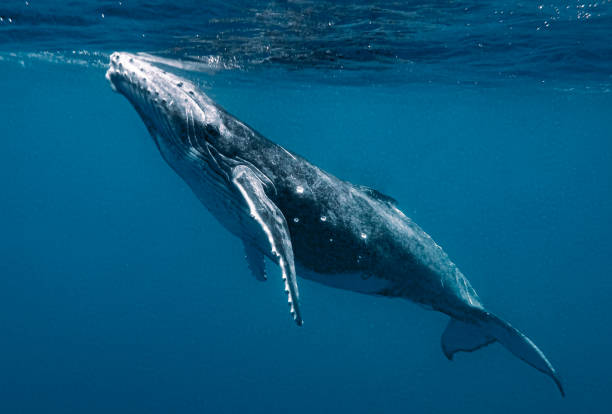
[232,164,303,326]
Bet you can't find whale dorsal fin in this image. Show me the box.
[243,242,267,282]
[356,185,397,205]
[232,164,303,326]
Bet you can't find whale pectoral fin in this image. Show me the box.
[231,165,303,326]
[243,242,267,282]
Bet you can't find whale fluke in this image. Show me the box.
[442,312,565,397]
[441,319,495,357]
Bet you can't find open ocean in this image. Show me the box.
[1,1,611,413]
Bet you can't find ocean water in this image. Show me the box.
[1,1,611,413]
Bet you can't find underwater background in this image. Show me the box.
[1,1,611,412]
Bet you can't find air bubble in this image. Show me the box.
[293,217,299,223]
[296,185,304,194]
[360,233,367,239]
[320,216,327,222]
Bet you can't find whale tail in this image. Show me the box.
[441,311,564,397]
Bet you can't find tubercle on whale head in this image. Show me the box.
[106,52,195,116]
[105,52,226,155]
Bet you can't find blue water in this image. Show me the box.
[1,1,611,413]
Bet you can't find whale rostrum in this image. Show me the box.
[106,52,564,396]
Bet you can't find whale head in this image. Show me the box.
[105,52,231,158]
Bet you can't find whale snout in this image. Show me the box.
[105,52,127,91]
[105,52,150,95]
[105,52,183,122]
[106,51,227,153]
[105,52,200,112]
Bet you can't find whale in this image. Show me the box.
[105,51,564,396]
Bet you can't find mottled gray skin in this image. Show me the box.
[106,52,563,396]
[249,136,478,313]
[108,52,477,315]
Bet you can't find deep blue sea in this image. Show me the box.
[1,1,611,413]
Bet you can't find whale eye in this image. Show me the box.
[204,124,220,139]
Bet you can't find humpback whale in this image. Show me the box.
[106,52,564,396]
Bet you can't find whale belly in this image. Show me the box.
[296,265,390,294]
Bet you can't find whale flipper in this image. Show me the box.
[232,165,303,326]
[442,311,564,396]
[244,242,267,281]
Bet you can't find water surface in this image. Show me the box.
[1,1,611,413]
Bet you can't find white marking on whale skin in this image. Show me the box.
[392,206,406,218]
[282,147,297,161]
